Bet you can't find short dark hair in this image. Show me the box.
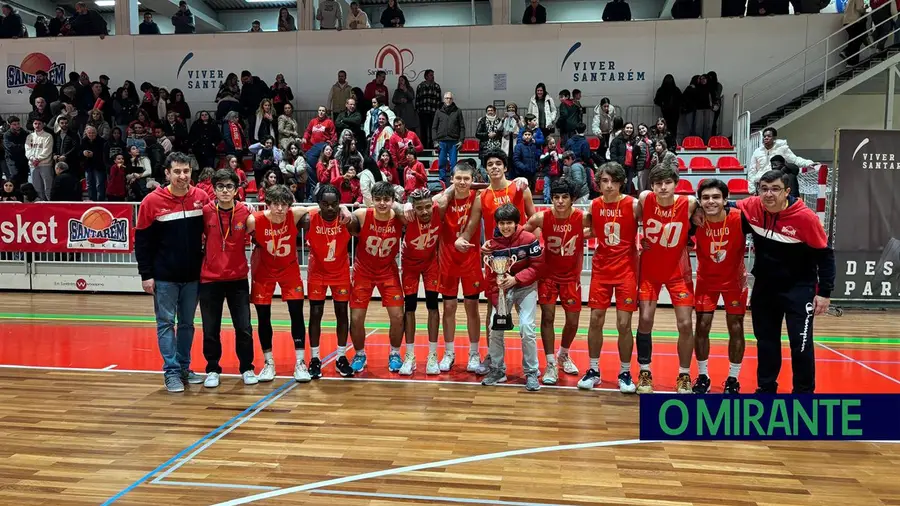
[575,122,586,134]
[264,184,294,205]
[212,168,239,187]
[573,88,582,96]
[316,183,341,202]
[759,169,790,186]
[561,150,575,162]
[376,70,386,78]
[524,113,536,122]
[769,155,786,165]
[648,163,679,184]
[408,188,432,205]
[483,149,508,168]
[494,203,520,224]
[7,115,19,124]
[763,127,778,137]
[452,160,475,175]
[165,151,192,171]
[559,89,571,98]
[371,180,395,200]
[262,135,275,145]
[697,178,728,199]
[550,178,575,199]
[596,162,626,185]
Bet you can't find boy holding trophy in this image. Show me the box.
[481,204,545,391]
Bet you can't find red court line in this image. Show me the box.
[2,322,899,393]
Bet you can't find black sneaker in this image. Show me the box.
[755,385,777,394]
[692,374,711,394]
[723,377,740,394]
[335,356,354,377]
[308,358,322,379]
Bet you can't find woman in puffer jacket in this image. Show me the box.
[608,122,645,195]
[475,104,503,166]
[527,82,557,138]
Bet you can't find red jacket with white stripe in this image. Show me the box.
[135,185,210,282]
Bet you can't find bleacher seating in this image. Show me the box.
[717,156,743,170]
[677,157,686,171]
[689,156,715,171]
[675,179,694,195]
[246,179,257,194]
[727,178,750,195]
[460,139,480,154]
[681,136,706,150]
[535,178,545,195]
[707,136,733,150]
[587,136,601,151]
[429,160,440,173]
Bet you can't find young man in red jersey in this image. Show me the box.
[400,188,449,375]
[456,150,535,375]
[300,183,353,378]
[523,178,584,385]
[581,162,640,393]
[692,179,746,394]
[346,180,409,373]
[199,169,257,388]
[636,164,699,394]
[247,185,349,384]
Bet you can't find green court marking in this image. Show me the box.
[1,312,898,346]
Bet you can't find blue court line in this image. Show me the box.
[101,349,338,505]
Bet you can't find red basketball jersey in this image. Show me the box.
[695,208,746,290]
[354,208,402,279]
[307,210,351,282]
[481,182,526,237]
[590,195,638,284]
[402,203,441,271]
[542,208,584,283]
[252,210,301,282]
[641,193,691,282]
[440,190,481,271]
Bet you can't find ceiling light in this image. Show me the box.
[245,0,294,3]
[95,1,115,5]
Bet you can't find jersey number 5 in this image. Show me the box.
[365,236,398,258]
[644,219,683,248]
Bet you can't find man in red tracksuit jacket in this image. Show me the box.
[198,169,258,388]
[481,203,545,391]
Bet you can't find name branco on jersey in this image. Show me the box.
[859,152,899,170]
[843,260,895,297]
[315,225,342,236]
[264,224,289,237]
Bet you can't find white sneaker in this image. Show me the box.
[559,354,579,375]
[542,363,559,385]
[242,370,259,385]
[426,353,440,374]
[293,361,311,383]
[203,372,220,388]
[399,355,416,376]
[439,352,455,372]
[258,360,276,382]
[466,353,481,372]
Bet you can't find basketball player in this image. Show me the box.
[346,180,408,373]
[247,185,349,383]
[400,188,448,375]
[523,179,584,385]
[692,179,746,394]
[580,162,640,393]
[637,165,699,394]
[300,184,353,378]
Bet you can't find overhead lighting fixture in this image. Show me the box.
[245,0,294,3]
[95,1,115,5]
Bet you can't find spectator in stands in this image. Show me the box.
[678,75,700,143]
[336,98,365,149]
[240,71,271,121]
[522,0,547,24]
[53,117,80,174]
[564,122,591,166]
[871,0,892,50]
[653,75,681,141]
[140,12,160,34]
[278,7,297,31]
[139,83,161,123]
[572,89,584,122]
[707,71,723,136]
[86,108,111,140]
[476,105,502,165]
[216,73,242,121]
[28,98,53,132]
[389,118,423,176]
[280,141,309,187]
[222,111,246,162]
[251,136,283,185]
[501,102,524,155]
[0,4,24,39]
[609,122,643,194]
[518,113,544,148]
[562,151,589,204]
[172,1,195,33]
[328,71,353,116]
[52,103,80,134]
[403,149,427,196]
[636,123,654,185]
[106,154,126,201]
[380,0,406,27]
[332,153,362,204]
[30,71,59,108]
[277,103,301,149]
[189,112,220,170]
[556,89,579,144]
[127,123,148,155]
[26,119,54,202]
[105,127,126,169]
[748,127,814,190]
[603,0,632,21]
[317,0,343,30]
[365,96,396,147]
[266,75,292,118]
[392,76,418,134]
[150,128,173,181]
[3,116,27,188]
[840,0,868,66]
[365,71,390,104]
[694,74,715,141]
[50,162,80,201]
[528,83,556,139]
[249,98,277,144]
[49,8,66,36]
[249,20,263,32]
[368,111,395,160]
[671,0,701,18]
[303,105,338,173]
[347,2,370,28]
[168,89,191,123]
[162,111,188,153]
[649,139,676,190]
[126,144,153,200]
[591,97,616,149]
[769,155,801,198]
[652,117,675,153]
[432,92,465,184]
[69,2,108,36]
[113,89,138,134]
[513,129,540,190]
[540,136,562,202]
[415,70,441,148]
[81,126,106,201]
[335,130,360,164]
[1,180,21,201]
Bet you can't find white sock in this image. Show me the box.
[589,358,599,371]
[264,351,274,363]
[698,359,709,376]
[445,341,455,354]
[640,363,651,372]
[311,346,320,360]
[355,348,366,356]
[546,353,557,365]
[559,346,570,357]
[337,345,347,357]
[405,347,415,359]
[390,346,400,356]
[469,341,479,355]
[429,341,438,354]
[295,349,305,363]
[620,362,631,374]
[678,366,690,375]
[729,362,742,378]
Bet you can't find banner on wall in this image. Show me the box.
[3,52,68,104]
[556,32,653,97]
[832,129,900,301]
[0,203,133,253]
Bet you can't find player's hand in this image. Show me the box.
[813,295,830,316]
[498,274,517,290]
[339,206,352,224]
[691,208,706,227]
[641,237,652,251]
[455,237,476,252]
[402,202,414,222]
[513,177,529,191]
[481,241,493,255]
[142,279,155,294]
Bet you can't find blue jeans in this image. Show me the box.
[86,169,106,201]
[153,280,200,377]
[438,141,458,184]
[305,142,325,199]
[543,175,551,203]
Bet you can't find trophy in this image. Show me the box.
[484,254,518,331]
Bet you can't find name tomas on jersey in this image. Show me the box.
[654,207,674,219]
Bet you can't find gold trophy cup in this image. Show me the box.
[484,254,518,331]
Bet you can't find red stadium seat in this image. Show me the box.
[675,179,694,195]
[708,136,733,150]
[689,156,714,170]
[697,178,708,188]
[717,156,743,170]
[242,158,254,171]
[81,179,86,192]
[245,180,257,194]
[460,138,480,154]
[677,157,687,171]
[429,160,440,173]
[535,178,545,195]
[587,136,601,151]
[681,136,706,150]
[727,178,750,195]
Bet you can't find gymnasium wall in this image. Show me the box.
[2,14,842,136]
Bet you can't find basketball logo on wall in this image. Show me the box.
[67,207,130,251]
[6,53,67,94]
[372,44,421,81]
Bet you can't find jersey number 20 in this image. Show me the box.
[644,219,683,248]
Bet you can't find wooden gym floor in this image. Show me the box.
[1,292,900,506]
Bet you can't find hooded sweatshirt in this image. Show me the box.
[748,139,815,188]
[135,185,210,282]
[201,200,252,283]
[482,226,545,307]
[304,116,337,146]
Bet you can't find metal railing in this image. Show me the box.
[739,2,900,122]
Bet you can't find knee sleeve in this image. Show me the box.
[636,331,653,365]
[404,294,418,313]
[425,291,439,311]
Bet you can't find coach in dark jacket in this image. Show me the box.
[50,162,81,201]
